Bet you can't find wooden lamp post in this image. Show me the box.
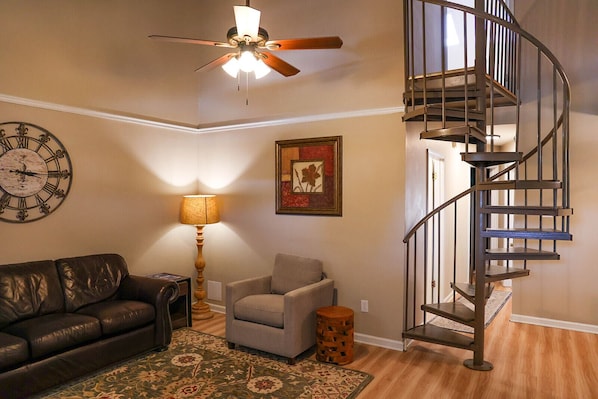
[180,194,220,320]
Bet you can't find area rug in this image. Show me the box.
[429,290,512,333]
[36,328,372,399]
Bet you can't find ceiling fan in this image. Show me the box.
[149,1,343,79]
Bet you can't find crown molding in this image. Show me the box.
[0,93,404,134]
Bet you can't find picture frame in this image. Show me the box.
[275,136,342,216]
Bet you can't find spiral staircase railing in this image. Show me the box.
[402,0,572,370]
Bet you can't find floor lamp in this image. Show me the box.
[180,194,220,320]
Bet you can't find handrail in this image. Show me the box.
[403,187,474,243]
[419,0,571,91]
[403,0,571,243]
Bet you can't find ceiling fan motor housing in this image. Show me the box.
[226,27,270,48]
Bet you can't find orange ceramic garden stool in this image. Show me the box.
[316,306,354,365]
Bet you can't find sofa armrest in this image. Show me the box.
[119,275,179,348]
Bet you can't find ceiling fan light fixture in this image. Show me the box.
[254,59,271,79]
[238,50,258,73]
[233,5,261,41]
[222,57,240,78]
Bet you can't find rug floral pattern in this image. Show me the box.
[38,329,372,399]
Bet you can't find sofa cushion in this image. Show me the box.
[3,313,101,359]
[0,260,64,330]
[77,300,155,335]
[234,294,285,328]
[271,253,323,295]
[56,254,129,312]
[0,332,29,370]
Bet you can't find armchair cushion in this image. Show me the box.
[271,253,323,295]
[234,294,285,328]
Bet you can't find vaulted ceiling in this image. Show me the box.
[0,0,403,129]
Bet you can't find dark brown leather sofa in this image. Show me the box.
[0,253,178,399]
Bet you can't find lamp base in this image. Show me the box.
[192,301,214,320]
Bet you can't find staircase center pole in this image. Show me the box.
[464,0,493,371]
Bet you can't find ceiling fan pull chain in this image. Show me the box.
[246,72,250,106]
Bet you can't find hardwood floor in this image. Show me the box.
[191,299,598,398]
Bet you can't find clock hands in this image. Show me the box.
[10,169,47,177]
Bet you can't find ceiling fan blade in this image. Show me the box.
[265,36,343,51]
[233,5,261,40]
[259,52,300,77]
[195,53,237,72]
[148,35,234,48]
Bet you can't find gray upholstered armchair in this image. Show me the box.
[226,253,334,364]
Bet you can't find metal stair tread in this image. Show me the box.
[405,69,517,106]
[461,152,522,167]
[451,282,494,304]
[476,180,562,190]
[485,247,560,261]
[422,302,476,325]
[403,324,475,350]
[485,264,530,282]
[482,228,572,240]
[403,105,485,122]
[481,206,573,216]
[420,125,486,144]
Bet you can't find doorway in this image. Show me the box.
[426,150,445,303]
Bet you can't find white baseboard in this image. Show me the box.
[510,313,598,335]
[209,304,405,351]
[354,333,404,352]
[207,303,226,314]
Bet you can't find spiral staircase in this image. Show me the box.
[401,0,572,370]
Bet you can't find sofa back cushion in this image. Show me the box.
[56,254,129,312]
[271,253,323,295]
[0,260,64,329]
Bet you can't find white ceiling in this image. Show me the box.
[0,0,403,128]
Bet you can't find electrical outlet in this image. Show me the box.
[360,299,369,312]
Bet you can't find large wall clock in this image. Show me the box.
[0,122,73,223]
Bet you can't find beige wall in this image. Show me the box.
[0,100,408,342]
[0,101,200,279]
[510,0,598,326]
[196,113,406,340]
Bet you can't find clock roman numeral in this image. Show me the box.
[18,197,28,210]
[45,149,65,163]
[32,133,51,153]
[16,198,28,221]
[34,194,51,214]
[0,192,10,211]
[16,134,29,149]
[0,136,13,152]
[47,170,71,179]
[42,182,58,196]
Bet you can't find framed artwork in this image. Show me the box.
[275,136,342,216]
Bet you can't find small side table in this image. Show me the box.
[147,273,192,329]
[316,306,354,365]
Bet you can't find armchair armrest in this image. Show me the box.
[226,275,272,306]
[284,278,334,347]
[119,275,179,348]
[284,278,334,325]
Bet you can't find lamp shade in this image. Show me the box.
[180,195,220,225]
